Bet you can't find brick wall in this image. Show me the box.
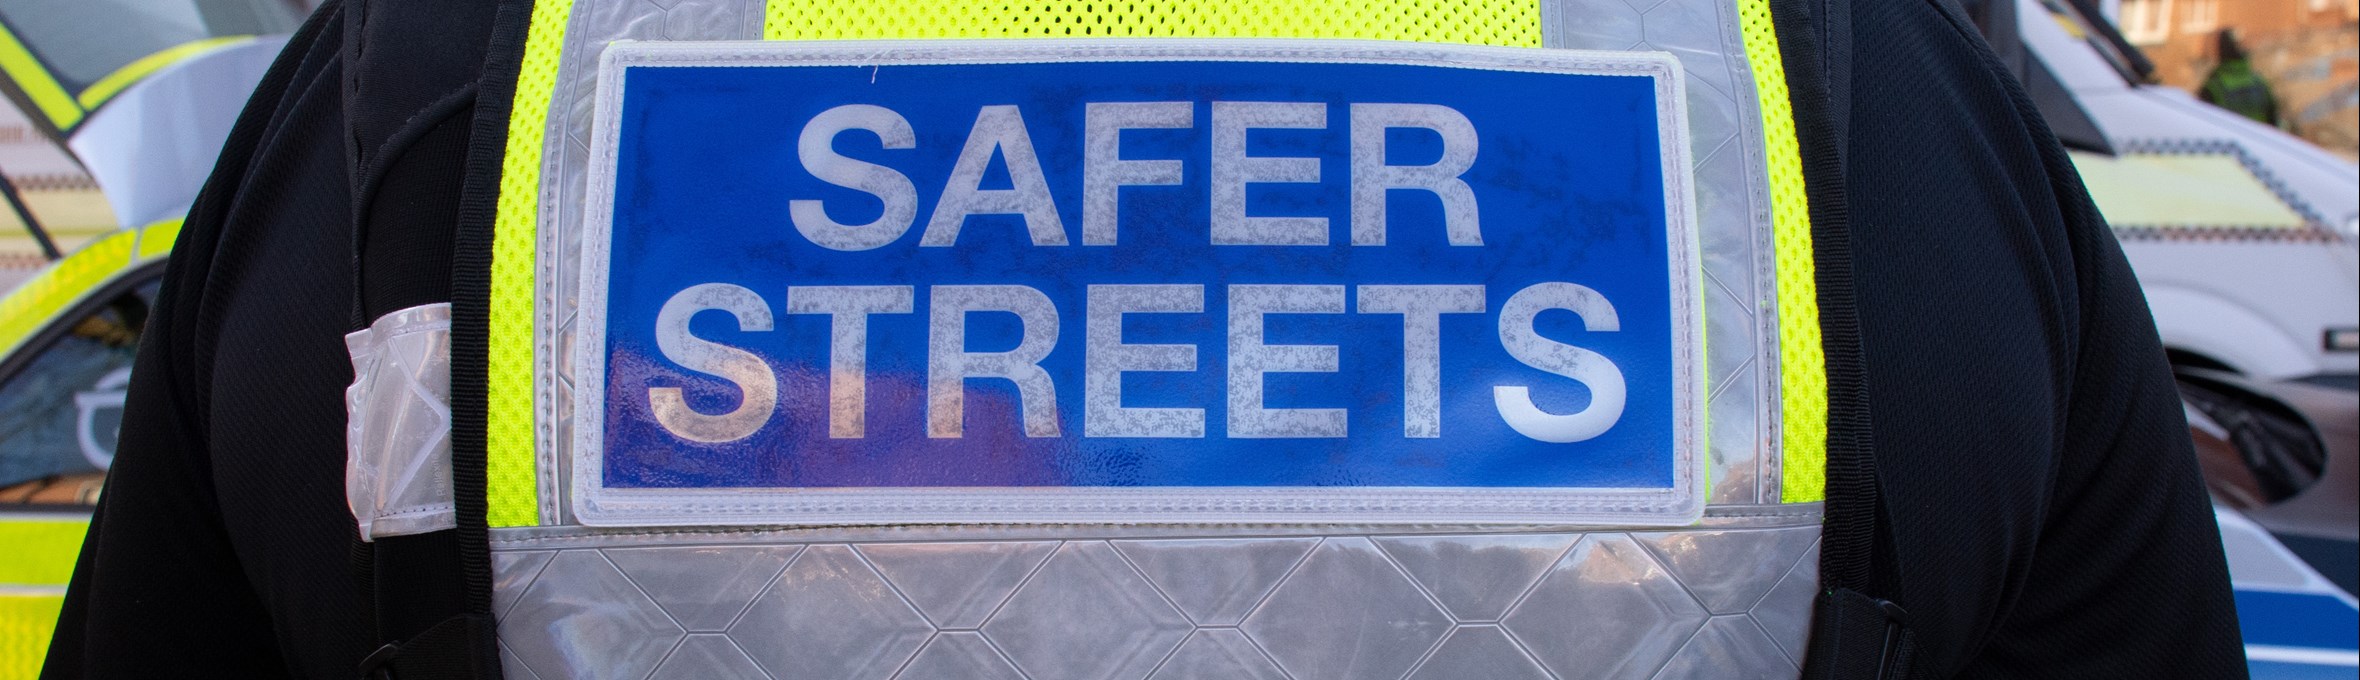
[2124,0,2359,158]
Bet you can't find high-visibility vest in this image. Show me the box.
[342,1,1884,677]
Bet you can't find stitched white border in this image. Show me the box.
[571,39,1706,526]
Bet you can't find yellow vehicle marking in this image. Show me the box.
[0,518,85,588]
[1,592,67,680]
[0,25,78,130]
[0,219,178,362]
[0,231,135,360]
[135,217,183,262]
[0,516,88,680]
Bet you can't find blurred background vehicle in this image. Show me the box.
[1989,0,2357,385]
[2182,369,2354,590]
[0,0,303,676]
[0,0,302,289]
[1974,1,2359,677]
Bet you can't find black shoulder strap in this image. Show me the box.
[347,0,535,675]
[1769,0,1918,678]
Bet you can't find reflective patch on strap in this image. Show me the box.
[761,0,1544,45]
[490,509,1822,679]
[345,303,458,541]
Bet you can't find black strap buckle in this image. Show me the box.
[358,641,403,680]
[1875,599,1914,680]
[1802,588,1916,679]
[355,615,496,679]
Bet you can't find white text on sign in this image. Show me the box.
[651,101,1628,445]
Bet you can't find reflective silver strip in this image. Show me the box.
[344,302,456,540]
[493,507,1820,680]
[1543,0,1794,505]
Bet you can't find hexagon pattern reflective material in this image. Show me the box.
[494,520,1819,679]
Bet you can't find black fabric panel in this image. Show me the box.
[1772,0,1909,674]
[1810,588,1912,679]
[1774,0,1879,593]
[375,614,500,678]
[1845,0,2246,677]
[343,0,499,172]
[347,0,497,325]
[342,0,494,657]
[199,55,381,675]
[43,0,502,676]
[369,532,465,646]
[1820,0,1853,151]
[340,3,512,666]
[354,87,474,323]
[44,4,352,672]
[47,3,363,676]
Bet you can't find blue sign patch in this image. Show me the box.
[573,41,1704,525]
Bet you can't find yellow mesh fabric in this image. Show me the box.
[763,0,1543,46]
[1736,0,1825,503]
[488,0,577,527]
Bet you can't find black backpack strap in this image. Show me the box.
[342,0,536,675]
[358,616,500,680]
[1768,0,1918,677]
